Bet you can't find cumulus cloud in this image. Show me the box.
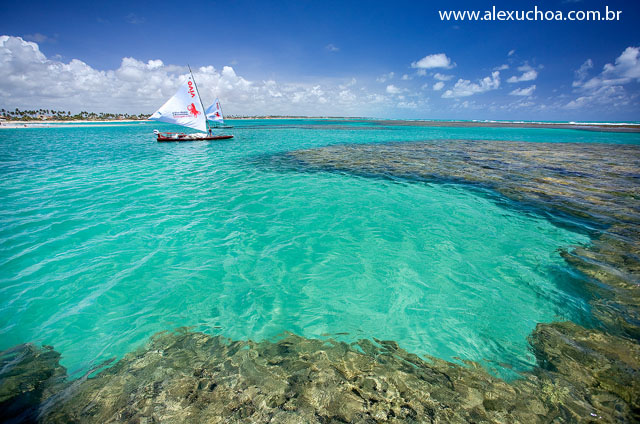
[509,85,536,96]
[433,73,453,81]
[442,71,500,98]
[507,65,538,83]
[602,47,640,79]
[573,47,640,91]
[433,81,445,91]
[565,85,628,109]
[494,64,509,71]
[411,53,454,69]
[0,35,388,116]
[386,84,402,94]
[566,47,640,109]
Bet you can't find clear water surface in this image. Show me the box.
[1,120,637,378]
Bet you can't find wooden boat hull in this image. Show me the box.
[157,134,234,142]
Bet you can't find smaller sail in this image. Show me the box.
[149,76,207,132]
[206,98,224,124]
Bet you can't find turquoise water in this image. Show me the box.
[1,120,637,379]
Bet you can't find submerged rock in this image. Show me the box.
[0,344,66,423]
[259,138,640,422]
[30,329,636,423]
[530,321,640,422]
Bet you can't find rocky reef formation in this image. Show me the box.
[0,326,636,423]
[0,344,66,423]
[263,138,640,421]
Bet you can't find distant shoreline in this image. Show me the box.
[368,119,640,133]
[0,119,145,128]
[1,118,638,133]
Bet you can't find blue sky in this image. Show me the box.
[1,0,639,120]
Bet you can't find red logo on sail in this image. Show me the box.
[187,80,196,98]
[187,103,200,117]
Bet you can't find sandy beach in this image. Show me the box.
[2,118,638,132]
[0,119,147,128]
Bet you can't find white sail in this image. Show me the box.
[206,98,224,123]
[149,75,207,132]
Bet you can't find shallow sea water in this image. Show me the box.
[1,120,637,380]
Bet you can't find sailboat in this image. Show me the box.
[149,67,233,142]
[205,98,234,129]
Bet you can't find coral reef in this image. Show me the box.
[0,328,634,423]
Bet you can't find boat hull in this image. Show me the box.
[157,134,234,142]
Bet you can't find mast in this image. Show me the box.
[188,64,210,133]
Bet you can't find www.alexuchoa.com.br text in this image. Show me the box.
[439,6,622,22]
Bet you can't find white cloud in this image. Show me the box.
[565,85,628,109]
[433,73,453,81]
[442,71,500,98]
[509,85,536,96]
[411,53,454,69]
[508,49,515,56]
[0,35,388,116]
[507,65,538,83]
[366,93,386,104]
[433,81,445,91]
[566,47,640,109]
[386,84,401,94]
[416,69,427,76]
[376,72,394,83]
[401,74,411,80]
[573,59,593,87]
[338,90,355,103]
[602,46,640,80]
[494,64,509,71]
[575,46,640,91]
[397,101,418,109]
